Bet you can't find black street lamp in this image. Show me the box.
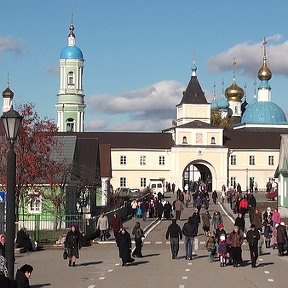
[1,107,22,280]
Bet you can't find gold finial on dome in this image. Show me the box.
[225,58,244,101]
[258,38,272,81]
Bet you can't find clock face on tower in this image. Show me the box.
[196,133,203,144]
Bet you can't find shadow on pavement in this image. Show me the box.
[128,260,149,266]
[258,262,274,267]
[31,284,51,288]
[77,261,103,266]
[141,253,160,258]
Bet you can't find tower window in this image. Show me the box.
[211,137,215,144]
[66,118,75,132]
[268,156,274,166]
[182,136,187,144]
[68,72,74,85]
[249,155,255,165]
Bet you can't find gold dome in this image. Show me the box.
[225,81,244,101]
[258,61,272,81]
[2,87,14,99]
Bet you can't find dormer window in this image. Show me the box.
[182,136,187,144]
[211,137,216,144]
[66,118,75,132]
[68,72,74,86]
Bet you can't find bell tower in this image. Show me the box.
[56,20,85,132]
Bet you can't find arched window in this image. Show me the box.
[182,136,187,144]
[211,137,216,144]
[66,118,75,132]
[68,72,74,86]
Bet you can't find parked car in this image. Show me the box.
[266,189,278,201]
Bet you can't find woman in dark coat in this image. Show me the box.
[234,214,245,233]
[15,264,33,288]
[132,222,144,258]
[64,224,82,267]
[116,228,133,266]
[163,201,172,220]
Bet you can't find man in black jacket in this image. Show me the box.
[166,219,182,259]
[182,217,197,260]
[246,224,260,268]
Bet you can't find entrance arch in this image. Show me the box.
[182,160,214,192]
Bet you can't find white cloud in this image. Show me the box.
[85,80,184,131]
[208,35,288,77]
[0,36,24,55]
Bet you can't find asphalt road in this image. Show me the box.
[15,191,287,288]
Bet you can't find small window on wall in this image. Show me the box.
[231,155,236,165]
[120,177,126,187]
[28,193,42,214]
[140,155,146,165]
[249,155,255,165]
[140,177,146,187]
[68,72,74,85]
[159,156,165,165]
[66,118,74,132]
[230,177,236,188]
[182,136,187,144]
[268,156,274,166]
[211,137,215,144]
[120,155,127,165]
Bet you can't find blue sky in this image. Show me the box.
[1,1,288,131]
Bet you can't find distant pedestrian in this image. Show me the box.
[174,198,184,220]
[276,222,287,256]
[131,199,138,218]
[15,264,33,288]
[202,210,211,236]
[111,213,123,238]
[116,228,134,266]
[96,213,110,241]
[166,219,182,259]
[163,201,172,220]
[212,211,223,231]
[234,213,245,233]
[132,222,144,258]
[218,235,228,267]
[64,224,82,267]
[246,224,260,268]
[211,190,218,204]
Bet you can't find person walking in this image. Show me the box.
[96,213,110,241]
[246,224,260,268]
[212,211,223,231]
[116,228,134,266]
[174,198,184,221]
[111,213,123,238]
[202,209,211,236]
[211,190,218,204]
[182,216,197,260]
[227,225,244,267]
[15,264,33,288]
[166,219,182,259]
[64,224,82,267]
[276,222,288,256]
[130,199,138,218]
[132,222,144,258]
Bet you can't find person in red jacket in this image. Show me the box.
[111,213,123,238]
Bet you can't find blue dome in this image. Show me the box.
[217,98,229,109]
[60,46,83,59]
[211,99,218,110]
[241,101,287,124]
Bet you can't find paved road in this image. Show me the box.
[15,192,287,288]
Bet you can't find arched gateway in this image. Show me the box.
[182,160,216,192]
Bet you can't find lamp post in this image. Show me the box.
[1,107,22,280]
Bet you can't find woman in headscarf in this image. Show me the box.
[64,224,82,267]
